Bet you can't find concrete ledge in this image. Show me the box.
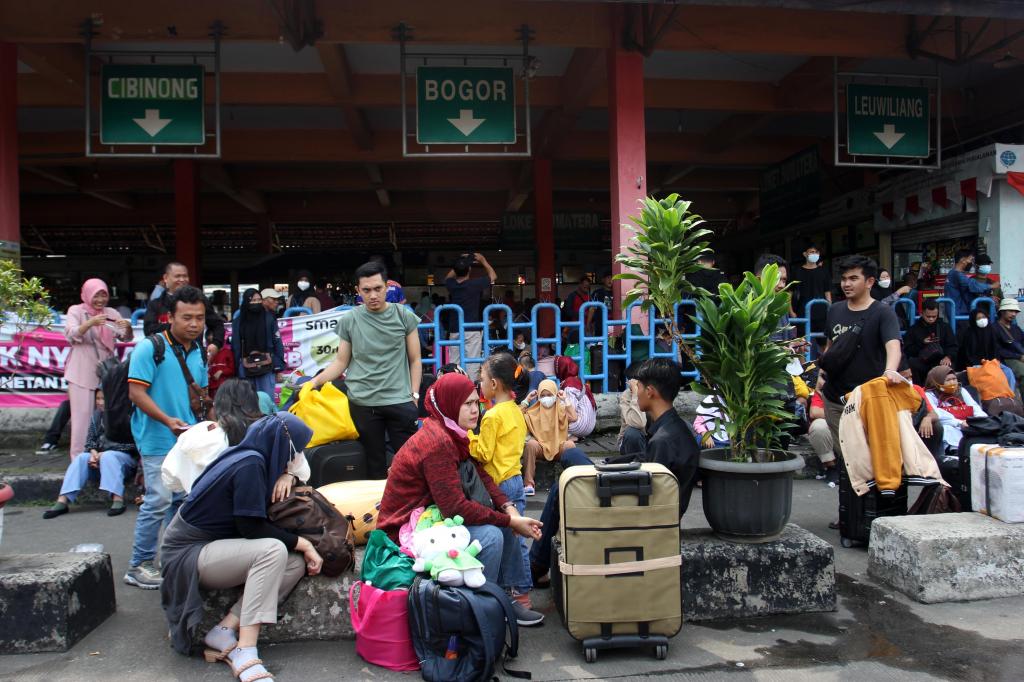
[868,512,1024,604]
[196,549,364,647]
[3,472,141,505]
[0,552,116,654]
[682,524,836,621]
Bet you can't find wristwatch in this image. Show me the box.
[412,392,420,400]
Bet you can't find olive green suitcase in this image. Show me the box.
[551,461,682,663]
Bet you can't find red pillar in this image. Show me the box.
[533,157,556,336]
[607,12,647,322]
[174,159,200,285]
[0,43,20,262]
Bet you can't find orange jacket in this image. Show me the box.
[838,377,945,495]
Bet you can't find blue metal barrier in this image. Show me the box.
[283,306,314,318]
[130,308,146,325]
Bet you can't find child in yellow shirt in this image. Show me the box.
[470,353,537,616]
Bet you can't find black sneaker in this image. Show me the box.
[510,600,544,627]
[825,467,839,487]
[36,442,58,455]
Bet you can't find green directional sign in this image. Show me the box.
[846,83,930,158]
[100,64,205,145]
[416,66,515,144]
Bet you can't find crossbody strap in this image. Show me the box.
[169,339,206,400]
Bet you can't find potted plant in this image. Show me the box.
[616,195,803,542]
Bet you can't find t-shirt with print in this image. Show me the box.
[181,457,267,537]
[445,276,490,324]
[337,303,420,407]
[128,332,208,456]
[822,300,900,403]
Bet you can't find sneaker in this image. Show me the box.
[36,442,58,455]
[509,599,544,627]
[124,561,162,589]
[523,485,535,496]
[825,467,839,487]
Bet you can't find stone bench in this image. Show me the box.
[4,472,142,505]
[0,552,116,653]
[868,512,1024,604]
[682,524,836,621]
[196,549,365,646]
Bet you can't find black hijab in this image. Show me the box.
[238,287,268,353]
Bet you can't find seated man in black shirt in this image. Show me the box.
[528,358,700,585]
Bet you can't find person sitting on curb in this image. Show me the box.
[522,379,579,496]
[160,413,323,680]
[529,358,700,588]
[43,389,138,519]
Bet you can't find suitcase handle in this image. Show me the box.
[594,461,641,472]
[596,470,652,507]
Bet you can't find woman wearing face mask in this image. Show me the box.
[231,289,285,397]
[924,365,986,453]
[160,413,322,678]
[64,278,133,459]
[376,373,544,622]
[287,270,320,314]
[957,309,998,368]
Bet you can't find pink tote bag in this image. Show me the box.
[349,581,420,671]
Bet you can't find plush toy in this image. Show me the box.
[411,505,486,588]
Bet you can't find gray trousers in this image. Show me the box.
[198,538,306,628]
[808,418,835,464]
[823,394,845,464]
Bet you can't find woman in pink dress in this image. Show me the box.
[64,278,133,459]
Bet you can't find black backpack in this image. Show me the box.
[408,577,529,682]
[100,334,166,444]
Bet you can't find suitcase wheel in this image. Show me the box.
[584,647,597,664]
[840,536,853,548]
[654,644,668,660]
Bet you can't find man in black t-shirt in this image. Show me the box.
[445,252,497,381]
[817,255,902,477]
[793,244,832,352]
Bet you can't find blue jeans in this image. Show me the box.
[467,523,526,591]
[528,447,591,572]
[130,455,183,567]
[247,372,276,398]
[498,475,531,593]
[60,450,136,502]
[620,426,647,457]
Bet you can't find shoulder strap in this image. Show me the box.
[148,333,166,365]
[470,583,530,679]
[169,339,203,393]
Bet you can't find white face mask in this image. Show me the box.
[539,395,557,408]
[515,342,526,350]
[878,279,891,288]
[296,280,310,291]
[806,253,820,264]
[977,317,990,328]
[978,265,993,275]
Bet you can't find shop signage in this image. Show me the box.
[416,66,515,144]
[100,64,205,145]
[759,146,821,232]
[846,84,930,158]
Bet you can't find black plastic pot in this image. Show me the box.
[698,448,805,543]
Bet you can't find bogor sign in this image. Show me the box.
[416,66,516,144]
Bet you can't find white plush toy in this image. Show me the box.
[411,505,486,588]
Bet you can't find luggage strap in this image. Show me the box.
[558,554,681,576]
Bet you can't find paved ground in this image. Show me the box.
[3,455,1024,681]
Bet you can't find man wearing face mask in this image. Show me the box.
[793,244,832,341]
[944,249,993,321]
[904,299,958,384]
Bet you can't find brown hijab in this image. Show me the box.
[523,379,569,460]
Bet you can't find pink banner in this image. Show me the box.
[0,327,135,408]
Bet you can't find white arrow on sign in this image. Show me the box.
[447,109,485,137]
[133,109,172,137]
[873,123,906,150]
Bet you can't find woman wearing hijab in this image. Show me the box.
[958,309,999,368]
[231,288,285,397]
[924,365,987,453]
[160,413,322,681]
[64,278,133,459]
[521,379,584,495]
[554,355,597,438]
[376,373,545,625]
[287,270,320,314]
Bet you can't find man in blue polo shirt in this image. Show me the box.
[124,285,209,589]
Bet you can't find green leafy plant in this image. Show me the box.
[0,259,52,328]
[614,196,794,463]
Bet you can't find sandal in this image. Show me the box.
[226,647,274,681]
[202,626,238,662]
[203,646,234,663]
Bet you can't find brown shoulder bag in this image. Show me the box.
[268,486,355,577]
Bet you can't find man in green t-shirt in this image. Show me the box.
[311,261,422,478]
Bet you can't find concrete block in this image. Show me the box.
[3,472,141,505]
[868,512,1024,604]
[594,390,700,433]
[0,552,116,653]
[681,524,836,621]
[196,549,364,647]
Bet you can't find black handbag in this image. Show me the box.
[459,458,494,509]
[818,314,867,377]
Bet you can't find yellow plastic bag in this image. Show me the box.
[289,382,359,448]
[318,479,387,546]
